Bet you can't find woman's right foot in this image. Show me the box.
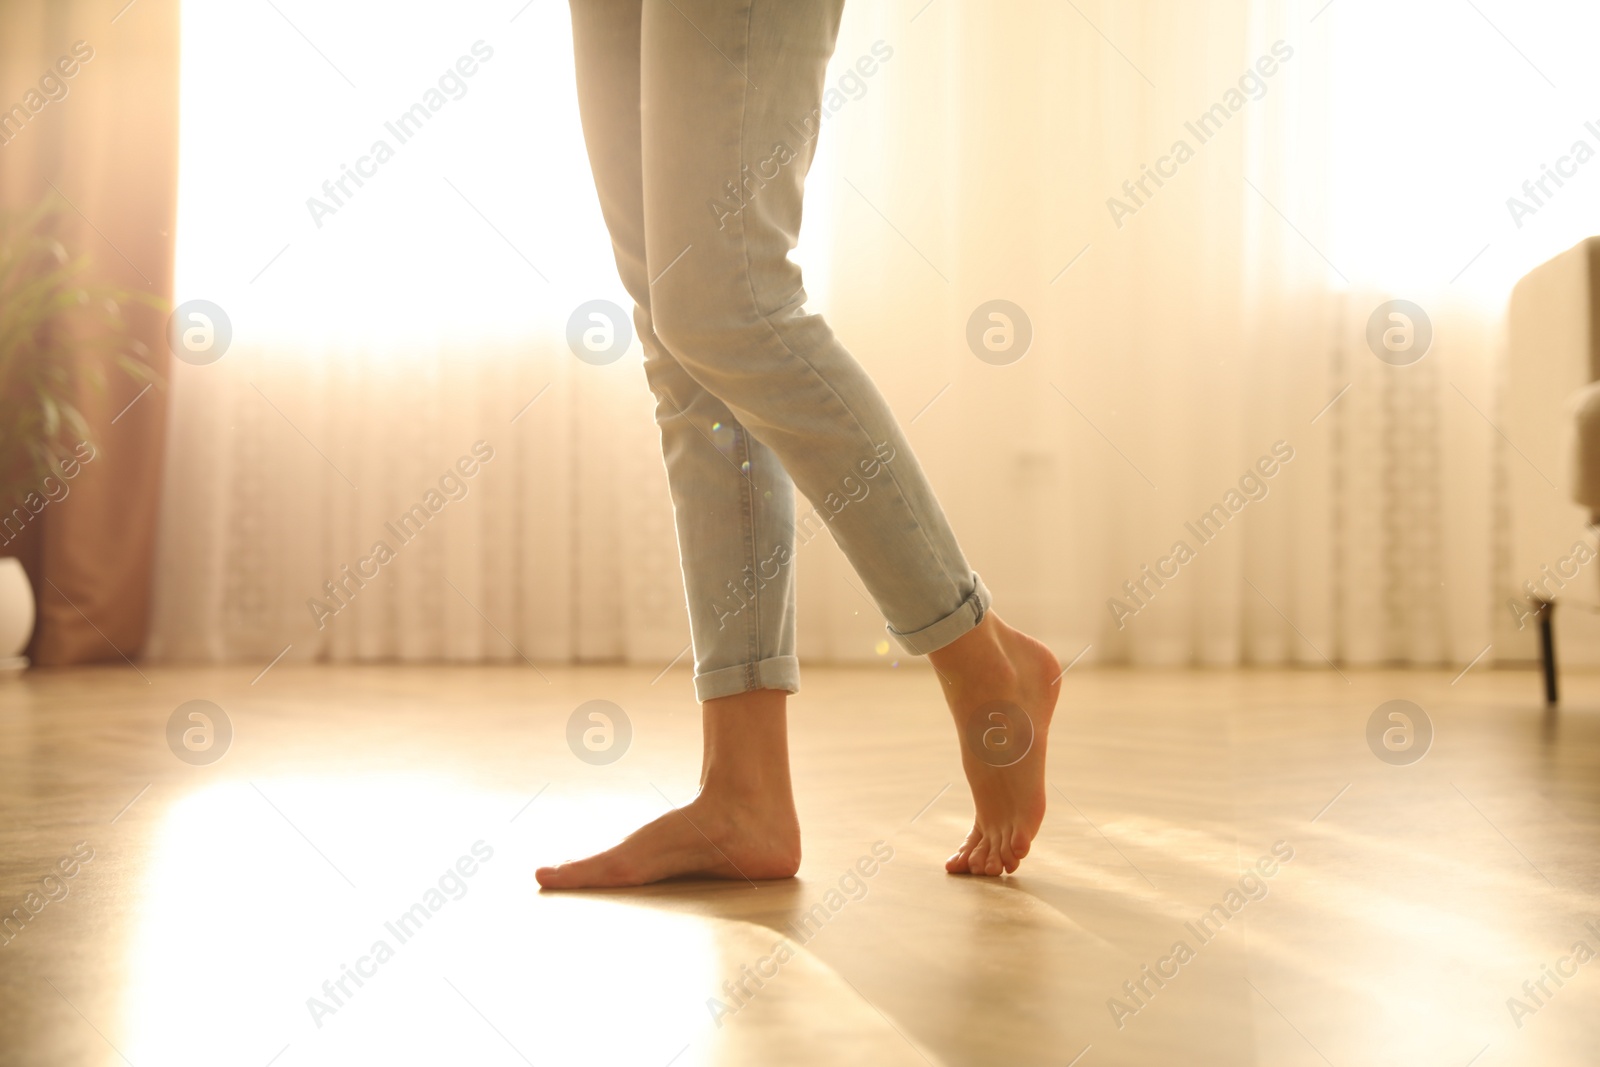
[928,612,1061,877]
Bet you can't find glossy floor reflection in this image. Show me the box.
[1,663,1597,1065]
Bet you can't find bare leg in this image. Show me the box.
[929,613,1061,877]
[535,690,801,889]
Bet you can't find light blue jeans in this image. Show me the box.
[570,0,989,700]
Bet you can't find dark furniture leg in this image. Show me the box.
[1536,598,1557,706]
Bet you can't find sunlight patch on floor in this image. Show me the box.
[119,776,720,1066]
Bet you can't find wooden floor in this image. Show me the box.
[1,660,1598,1066]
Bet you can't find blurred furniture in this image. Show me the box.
[0,558,34,670]
[1506,236,1600,704]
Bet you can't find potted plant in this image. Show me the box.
[0,199,161,669]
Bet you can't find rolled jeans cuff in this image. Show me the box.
[887,573,991,656]
[694,654,801,702]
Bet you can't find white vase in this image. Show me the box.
[0,557,35,670]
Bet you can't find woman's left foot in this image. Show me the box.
[930,612,1061,877]
[536,787,801,889]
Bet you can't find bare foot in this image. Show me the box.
[928,612,1060,877]
[538,689,801,889]
[535,792,801,889]
[535,789,801,889]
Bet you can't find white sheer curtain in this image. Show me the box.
[149,0,1600,670]
[150,0,689,667]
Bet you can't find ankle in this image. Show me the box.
[699,764,794,806]
[928,615,1016,688]
[698,688,793,802]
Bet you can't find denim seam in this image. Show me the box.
[696,654,800,700]
[732,0,964,633]
[732,0,758,697]
[737,424,760,693]
[887,577,988,650]
[734,0,760,696]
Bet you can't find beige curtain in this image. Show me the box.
[1,0,177,666]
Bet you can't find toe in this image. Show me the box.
[982,840,1004,877]
[535,863,572,889]
[999,835,1019,874]
[946,828,982,874]
[967,838,992,877]
[537,852,628,890]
